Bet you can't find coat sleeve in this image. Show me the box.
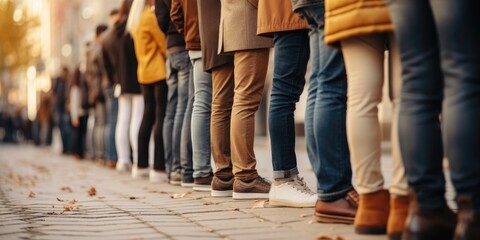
[155,0,170,34]
[170,0,185,35]
[101,42,115,86]
[148,13,167,59]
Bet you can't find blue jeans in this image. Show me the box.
[269,30,309,180]
[56,109,72,154]
[297,5,353,201]
[167,51,192,175]
[163,58,178,175]
[190,52,213,179]
[104,86,118,161]
[180,63,194,182]
[388,0,480,213]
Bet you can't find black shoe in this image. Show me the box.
[454,195,480,240]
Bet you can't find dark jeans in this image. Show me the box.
[104,87,118,161]
[297,5,353,201]
[72,116,87,158]
[388,0,480,213]
[138,81,168,171]
[268,30,309,180]
[56,109,72,154]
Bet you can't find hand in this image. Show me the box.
[72,118,80,127]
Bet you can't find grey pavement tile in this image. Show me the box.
[182,211,252,221]
[199,219,276,231]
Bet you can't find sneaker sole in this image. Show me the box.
[232,192,269,200]
[314,212,354,224]
[211,190,233,197]
[181,182,195,187]
[268,200,315,208]
[193,185,212,192]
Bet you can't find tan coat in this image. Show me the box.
[218,0,272,54]
[257,0,309,37]
[324,0,393,46]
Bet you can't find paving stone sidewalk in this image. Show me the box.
[1,142,391,240]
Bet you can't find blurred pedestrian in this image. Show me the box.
[171,0,213,191]
[128,0,168,182]
[36,92,54,146]
[291,0,358,224]
[387,1,480,239]
[217,0,272,200]
[53,66,73,154]
[324,0,409,237]
[257,0,317,207]
[69,66,89,159]
[155,0,192,185]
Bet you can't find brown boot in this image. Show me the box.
[454,195,480,240]
[387,195,410,240]
[354,189,390,234]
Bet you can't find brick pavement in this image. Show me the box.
[0,140,445,240]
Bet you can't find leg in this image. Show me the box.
[138,84,156,168]
[116,95,132,165]
[191,55,213,179]
[130,94,145,166]
[230,48,270,181]
[154,81,168,171]
[180,64,194,184]
[211,62,235,180]
[163,57,178,174]
[269,30,309,180]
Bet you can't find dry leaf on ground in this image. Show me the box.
[67,199,78,204]
[252,200,267,209]
[47,211,58,215]
[317,236,344,240]
[60,187,73,192]
[170,192,192,199]
[56,197,64,202]
[62,204,80,213]
[87,187,97,196]
[28,191,36,198]
[228,208,240,211]
[129,196,137,200]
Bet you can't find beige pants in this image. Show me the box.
[341,33,408,196]
[210,48,270,181]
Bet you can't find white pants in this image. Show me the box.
[115,94,144,165]
[341,33,408,196]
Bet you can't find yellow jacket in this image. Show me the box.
[133,8,167,84]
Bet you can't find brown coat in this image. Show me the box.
[218,0,272,54]
[257,0,309,37]
[324,0,393,46]
[170,0,201,50]
[197,0,233,72]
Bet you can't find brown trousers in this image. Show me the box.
[211,48,270,181]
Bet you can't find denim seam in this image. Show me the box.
[317,186,353,201]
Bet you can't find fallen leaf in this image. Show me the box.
[47,211,57,215]
[170,192,192,199]
[60,187,73,192]
[252,200,267,209]
[67,199,78,204]
[159,191,170,194]
[52,205,54,208]
[63,204,80,212]
[87,187,97,196]
[228,208,240,211]
[129,196,137,200]
[316,236,344,240]
[28,191,36,198]
[56,197,64,202]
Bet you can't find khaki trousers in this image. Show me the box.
[341,33,408,196]
[211,48,270,181]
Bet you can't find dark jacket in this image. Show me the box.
[170,0,201,50]
[113,19,141,94]
[197,0,233,72]
[155,0,187,54]
[85,42,105,106]
[291,0,323,11]
[101,29,118,87]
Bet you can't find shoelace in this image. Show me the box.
[287,176,316,195]
[346,190,359,207]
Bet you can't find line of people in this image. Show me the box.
[47,0,479,240]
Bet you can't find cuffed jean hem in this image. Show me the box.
[193,169,213,179]
[273,167,299,180]
[317,186,354,201]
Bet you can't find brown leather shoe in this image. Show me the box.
[211,176,234,197]
[354,190,390,234]
[387,194,410,240]
[232,176,271,200]
[454,195,480,240]
[403,198,456,240]
[315,190,358,224]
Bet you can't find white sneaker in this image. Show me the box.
[150,170,168,183]
[269,176,317,207]
[116,162,132,173]
[131,165,149,179]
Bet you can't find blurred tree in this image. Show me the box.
[0,0,39,97]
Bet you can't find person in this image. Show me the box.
[291,0,358,223]
[103,0,144,173]
[216,0,272,200]
[155,0,192,185]
[387,1,480,239]
[324,0,409,237]
[171,0,213,191]
[36,91,54,146]
[53,66,73,154]
[85,24,108,162]
[69,66,89,159]
[128,0,168,182]
[101,9,120,169]
[196,0,235,197]
[256,0,317,207]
